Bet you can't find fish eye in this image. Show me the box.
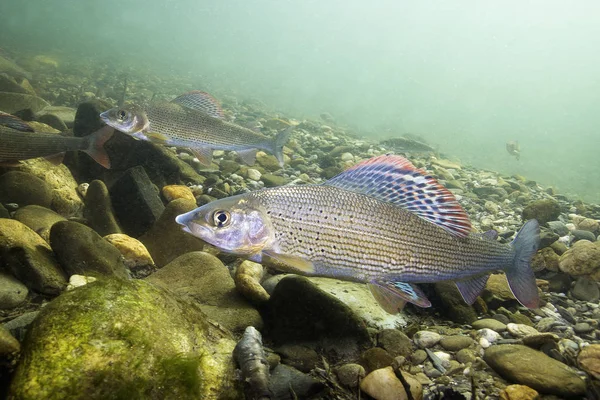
[117,110,127,120]
[212,210,231,228]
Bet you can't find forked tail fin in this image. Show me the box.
[272,126,293,167]
[83,126,115,169]
[506,219,540,308]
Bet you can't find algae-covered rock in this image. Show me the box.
[146,251,262,333]
[522,199,561,225]
[0,218,66,294]
[559,240,600,277]
[9,278,241,399]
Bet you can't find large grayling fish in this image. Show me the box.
[100,91,292,167]
[0,112,113,168]
[176,155,540,312]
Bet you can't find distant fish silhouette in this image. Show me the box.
[506,141,520,161]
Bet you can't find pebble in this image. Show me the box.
[360,366,408,400]
[0,272,28,309]
[66,275,97,290]
[336,363,365,388]
[472,318,507,332]
[439,335,474,351]
[506,323,539,338]
[477,328,501,348]
[246,168,262,181]
[413,331,442,348]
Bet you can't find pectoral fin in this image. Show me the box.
[263,251,315,274]
[368,279,431,314]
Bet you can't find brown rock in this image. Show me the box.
[559,240,600,277]
[161,185,196,203]
[578,344,600,380]
[499,384,539,400]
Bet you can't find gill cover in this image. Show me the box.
[100,104,148,134]
[175,195,274,258]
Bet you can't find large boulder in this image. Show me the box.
[9,278,241,399]
[559,240,600,277]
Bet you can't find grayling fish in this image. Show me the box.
[176,155,540,312]
[506,141,520,161]
[0,112,114,168]
[100,91,292,167]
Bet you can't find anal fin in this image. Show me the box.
[237,148,258,166]
[189,147,213,166]
[368,279,431,314]
[454,274,489,304]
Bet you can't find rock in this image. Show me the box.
[506,323,538,338]
[411,349,428,365]
[275,344,319,373]
[49,221,129,279]
[572,229,596,242]
[377,329,413,358]
[531,247,559,272]
[571,276,599,302]
[456,348,477,364]
[578,344,600,380]
[522,199,561,225]
[0,272,28,309]
[103,234,155,278]
[483,274,517,304]
[13,205,66,243]
[577,218,599,233]
[548,272,572,293]
[36,106,76,128]
[66,274,97,291]
[0,324,20,355]
[161,184,196,202]
[8,278,240,399]
[84,180,121,236]
[219,159,239,175]
[413,331,441,349]
[261,173,286,187]
[138,198,205,267]
[336,363,365,388]
[0,204,8,218]
[0,171,53,209]
[256,152,281,171]
[539,228,559,248]
[0,218,66,294]
[2,311,39,342]
[559,240,600,277]
[10,158,85,217]
[360,366,408,400]
[246,168,261,181]
[145,252,262,333]
[547,221,569,236]
[360,347,395,373]
[234,260,269,305]
[484,344,585,397]
[0,55,32,80]
[472,318,507,332]
[0,91,49,113]
[37,113,67,131]
[269,364,325,400]
[434,281,478,324]
[0,73,30,94]
[265,275,371,360]
[499,384,539,400]
[110,166,165,237]
[440,335,473,351]
[73,99,112,138]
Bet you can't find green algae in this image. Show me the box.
[9,278,241,400]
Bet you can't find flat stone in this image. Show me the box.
[484,344,585,397]
[440,335,474,351]
[109,166,165,237]
[472,318,507,332]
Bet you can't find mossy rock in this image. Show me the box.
[9,278,241,400]
[522,199,561,225]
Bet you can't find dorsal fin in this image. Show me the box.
[325,154,472,238]
[171,91,225,119]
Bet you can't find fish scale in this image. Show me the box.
[144,102,272,150]
[250,185,514,283]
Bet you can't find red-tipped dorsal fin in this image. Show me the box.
[325,154,472,238]
[171,91,225,119]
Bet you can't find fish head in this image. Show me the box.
[99,104,148,134]
[175,195,274,257]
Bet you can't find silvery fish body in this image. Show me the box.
[176,155,540,311]
[100,91,291,166]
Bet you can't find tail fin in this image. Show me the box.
[506,219,540,308]
[83,126,115,168]
[272,126,293,167]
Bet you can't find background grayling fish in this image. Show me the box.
[176,155,540,313]
[0,112,113,168]
[100,91,292,167]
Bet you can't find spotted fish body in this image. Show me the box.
[176,155,540,312]
[100,91,292,166]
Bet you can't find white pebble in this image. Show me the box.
[506,323,538,338]
[77,182,89,197]
[477,328,500,343]
[67,275,97,291]
[413,331,441,348]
